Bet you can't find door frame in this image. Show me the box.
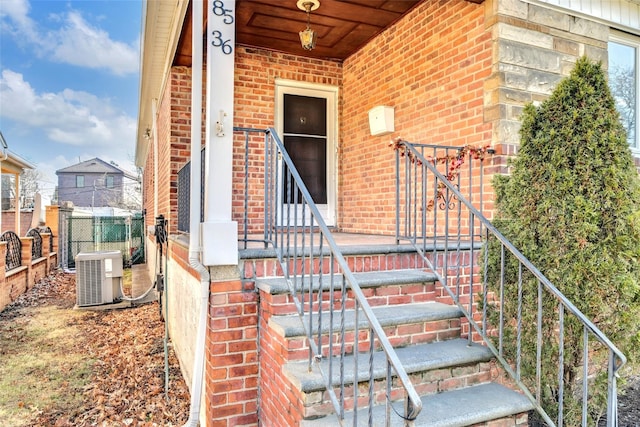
[275,78,338,227]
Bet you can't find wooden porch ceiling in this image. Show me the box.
[174,0,425,65]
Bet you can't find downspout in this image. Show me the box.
[183,1,209,426]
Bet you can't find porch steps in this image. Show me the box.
[301,383,532,427]
[245,243,534,426]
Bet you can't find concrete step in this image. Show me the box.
[240,242,477,282]
[257,269,439,295]
[258,269,442,316]
[270,302,462,338]
[241,246,436,280]
[301,382,534,427]
[268,302,464,362]
[285,338,493,394]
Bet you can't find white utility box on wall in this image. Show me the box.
[368,105,395,136]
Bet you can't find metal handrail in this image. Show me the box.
[397,140,626,427]
[236,127,422,425]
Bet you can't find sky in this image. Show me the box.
[0,0,142,204]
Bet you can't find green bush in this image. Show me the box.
[485,56,640,425]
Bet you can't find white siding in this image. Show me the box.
[525,0,640,34]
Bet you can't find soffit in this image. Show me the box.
[174,0,424,65]
[1,151,35,175]
[136,0,189,167]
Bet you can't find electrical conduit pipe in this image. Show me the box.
[183,1,209,425]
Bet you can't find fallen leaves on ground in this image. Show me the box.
[0,270,190,426]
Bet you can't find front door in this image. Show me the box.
[276,80,337,226]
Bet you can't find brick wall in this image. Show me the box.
[1,211,34,235]
[340,0,493,235]
[152,66,198,236]
[206,277,258,427]
[233,46,342,233]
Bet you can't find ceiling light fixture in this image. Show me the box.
[297,0,320,51]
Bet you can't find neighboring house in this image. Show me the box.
[135,1,640,426]
[0,131,37,235]
[56,158,137,208]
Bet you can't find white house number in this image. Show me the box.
[211,0,233,55]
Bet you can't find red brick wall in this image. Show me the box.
[340,0,493,234]
[206,279,259,427]
[1,211,34,235]
[233,46,343,233]
[151,66,197,235]
[234,46,342,130]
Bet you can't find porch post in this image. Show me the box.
[15,173,21,234]
[202,0,238,266]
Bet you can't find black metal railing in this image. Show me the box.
[177,148,205,233]
[1,231,22,271]
[236,127,422,425]
[395,139,626,427]
[26,228,43,259]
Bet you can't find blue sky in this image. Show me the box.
[0,0,142,204]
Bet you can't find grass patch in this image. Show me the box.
[0,306,95,426]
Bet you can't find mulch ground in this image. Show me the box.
[1,270,638,426]
[0,271,190,426]
[616,376,640,427]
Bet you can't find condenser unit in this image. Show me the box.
[75,250,124,307]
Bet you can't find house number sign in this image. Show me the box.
[211,0,234,55]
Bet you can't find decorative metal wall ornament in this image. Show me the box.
[297,0,320,50]
[390,137,493,211]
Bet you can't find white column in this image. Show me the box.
[201,0,238,265]
[15,174,20,234]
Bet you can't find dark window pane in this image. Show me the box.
[284,135,327,204]
[284,94,326,136]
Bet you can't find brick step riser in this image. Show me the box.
[271,317,462,363]
[241,249,477,280]
[260,280,486,318]
[261,282,456,316]
[297,360,497,420]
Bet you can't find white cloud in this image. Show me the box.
[50,11,138,75]
[0,0,40,44]
[1,0,138,75]
[0,69,135,149]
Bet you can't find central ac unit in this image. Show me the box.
[75,250,124,307]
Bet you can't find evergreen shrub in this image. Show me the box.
[485,56,640,425]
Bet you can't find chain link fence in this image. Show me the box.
[60,214,145,270]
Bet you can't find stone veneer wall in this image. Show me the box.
[485,0,611,170]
